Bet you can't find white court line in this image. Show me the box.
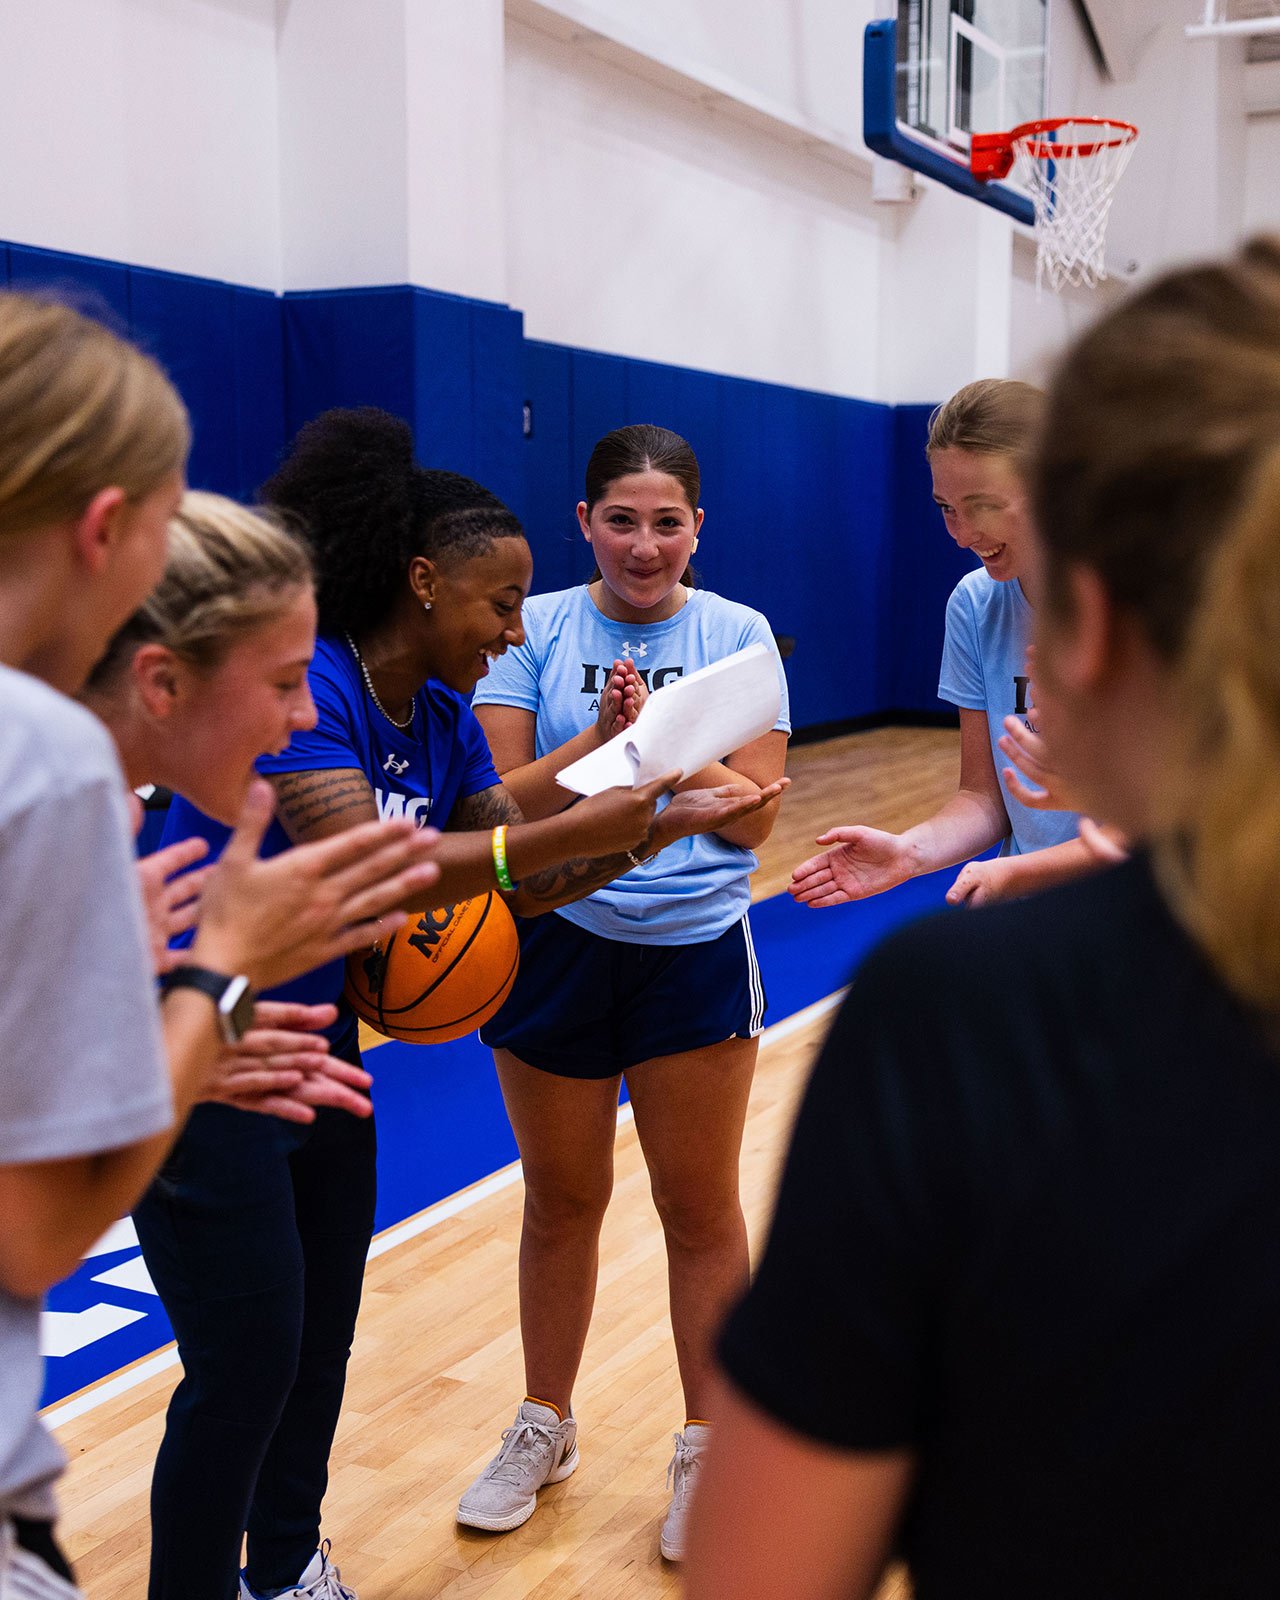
[44,990,844,1433]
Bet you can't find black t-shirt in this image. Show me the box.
[720,856,1280,1598]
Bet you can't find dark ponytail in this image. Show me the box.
[262,407,524,636]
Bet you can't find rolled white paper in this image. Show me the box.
[556,642,781,796]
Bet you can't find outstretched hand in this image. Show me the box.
[655,778,790,846]
[189,780,442,990]
[789,825,915,907]
[569,769,685,857]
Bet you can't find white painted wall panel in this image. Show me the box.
[1244,113,1280,234]
[0,0,281,287]
[504,17,888,397]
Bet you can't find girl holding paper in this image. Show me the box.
[466,423,790,1560]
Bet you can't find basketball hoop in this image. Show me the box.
[970,117,1139,293]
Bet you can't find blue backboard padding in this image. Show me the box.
[8,244,130,331]
[40,871,958,1408]
[863,19,1035,228]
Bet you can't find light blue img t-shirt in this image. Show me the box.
[473,586,791,945]
[937,569,1079,857]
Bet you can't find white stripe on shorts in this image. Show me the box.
[0,1524,82,1600]
[741,915,765,1036]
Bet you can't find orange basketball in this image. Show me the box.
[344,892,519,1045]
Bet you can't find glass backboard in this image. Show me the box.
[864,2,1048,224]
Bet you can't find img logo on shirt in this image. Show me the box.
[375,789,432,825]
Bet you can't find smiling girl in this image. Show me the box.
[791,380,1090,910]
[465,423,790,1560]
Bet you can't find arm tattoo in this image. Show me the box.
[448,783,525,832]
[270,768,377,841]
[515,852,632,911]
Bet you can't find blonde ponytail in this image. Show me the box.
[926,379,1045,460]
[90,491,312,687]
[1157,445,1280,1009]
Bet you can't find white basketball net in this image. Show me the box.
[1009,120,1139,293]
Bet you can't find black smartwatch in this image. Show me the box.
[162,965,256,1046]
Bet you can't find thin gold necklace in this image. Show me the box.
[344,632,414,731]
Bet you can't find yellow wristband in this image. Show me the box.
[491,824,515,892]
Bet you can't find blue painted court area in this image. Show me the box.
[41,867,959,1408]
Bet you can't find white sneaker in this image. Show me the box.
[239,1540,356,1600]
[660,1423,710,1561]
[457,1399,579,1532]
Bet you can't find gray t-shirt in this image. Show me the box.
[0,665,171,1520]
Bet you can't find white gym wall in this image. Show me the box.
[0,0,1268,401]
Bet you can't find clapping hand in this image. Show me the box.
[206,1001,375,1124]
[596,657,648,741]
[136,836,213,976]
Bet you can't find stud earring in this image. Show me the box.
[423,600,433,612]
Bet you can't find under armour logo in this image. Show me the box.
[383,752,410,776]
[620,640,648,659]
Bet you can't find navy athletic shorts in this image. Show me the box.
[480,910,767,1080]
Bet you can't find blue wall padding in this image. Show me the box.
[40,871,958,1407]
[521,341,579,595]
[465,299,527,522]
[283,287,418,438]
[410,289,474,470]
[522,338,897,729]
[0,236,962,726]
[233,288,287,497]
[284,287,529,519]
[8,244,130,331]
[883,403,976,713]
[128,268,239,493]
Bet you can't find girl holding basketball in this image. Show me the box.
[148,408,777,1600]
[688,238,1280,1600]
[790,379,1093,912]
[465,423,790,1560]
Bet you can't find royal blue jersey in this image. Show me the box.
[161,634,500,1034]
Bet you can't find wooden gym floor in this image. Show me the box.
[53,725,958,1599]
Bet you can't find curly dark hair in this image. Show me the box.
[260,407,525,636]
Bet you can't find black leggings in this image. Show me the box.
[134,1041,376,1600]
